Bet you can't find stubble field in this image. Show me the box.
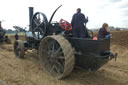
[0,31,128,85]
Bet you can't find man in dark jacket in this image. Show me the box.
[71,8,88,38]
[98,23,110,39]
[15,33,19,40]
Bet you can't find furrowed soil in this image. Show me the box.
[0,31,128,85]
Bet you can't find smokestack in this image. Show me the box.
[29,7,34,31]
[0,21,1,29]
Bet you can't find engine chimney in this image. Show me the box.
[0,21,2,29]
[29,7,34,31]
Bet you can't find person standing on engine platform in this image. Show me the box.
[71,8,89,38]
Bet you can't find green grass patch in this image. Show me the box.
[6,32,25,36]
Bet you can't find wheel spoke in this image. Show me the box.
[55,61,64,73]
[52,41,55,52]
[33,19,39,26]
[48,41,52,51]
[37,29,40,39]
[39,22,44,27]
[17,46,20,51]
[58,56,65,59]
[33,26,44,39]
[56,61,64,67]
[37,14,40,20]
[55,47,61,55]
[33,27,37,32]
[58,57,65,67]
[39,27,44,34]
[16,46,21,56]
[48,45,51,52]
[54,64,61,74]
[48,50,52,55]
[17,48,20,51]
[55,47,63,57]
[47,41,54,56]
[57,51,63,57]
[50,65,55,73]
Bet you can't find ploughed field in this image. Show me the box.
[0,31,128,85]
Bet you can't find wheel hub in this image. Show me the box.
[48,51,58,64]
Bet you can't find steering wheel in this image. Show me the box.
[59,19,72,31]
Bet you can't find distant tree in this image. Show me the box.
[109,26,115,31]
[6,29,14,33]
[3,29,7,32]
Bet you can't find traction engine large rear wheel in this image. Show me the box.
[39,35,75,79]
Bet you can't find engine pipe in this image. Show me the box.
[48,5,62,24]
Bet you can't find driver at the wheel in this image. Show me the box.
[71,8,88,38]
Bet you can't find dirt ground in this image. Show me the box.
[0,31,128,85]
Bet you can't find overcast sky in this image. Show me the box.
[0,0,128,30]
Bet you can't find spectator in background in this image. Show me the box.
[98,23,111,39]
[15,33,19,40]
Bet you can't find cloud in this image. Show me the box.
[108,0,122,3]
[119,1,128,8]
[122,10,128,16]
[0,0,128,29]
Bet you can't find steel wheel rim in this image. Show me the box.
[39,35,75,79]
[41,38,65,76]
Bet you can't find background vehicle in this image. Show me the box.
[0,21,11,44]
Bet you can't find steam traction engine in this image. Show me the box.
[0,21,11,43]
[14,5,117,79]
